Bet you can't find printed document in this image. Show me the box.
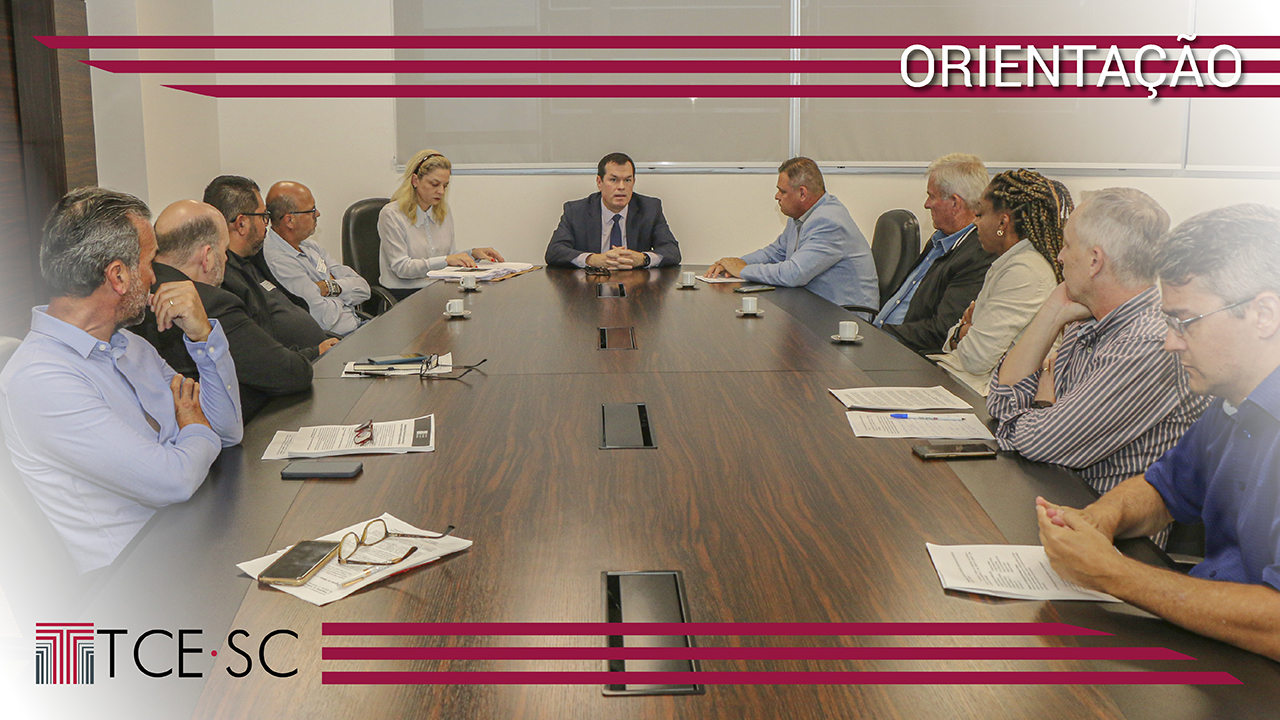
[829,385,972,411]
[846,411,995,440]
[925,543,1120,602]
[238,513,472,606]
[695,275,747,284]
[342,352,456,377]
[426,262,535,281]
[262,414,435,460]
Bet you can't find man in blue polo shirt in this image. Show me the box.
[1036,203,1280,661]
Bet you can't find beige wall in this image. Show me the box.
[88,0,1280,266]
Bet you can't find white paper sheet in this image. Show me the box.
[695,275,747,283]
[262,414,435,460]
[829,385,973,411]
[342,353,455,377]
[237,513,472,606]
[925,543,1120,602]
[845,411,995,440]
[426,262,534,281]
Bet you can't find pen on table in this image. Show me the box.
[341,568,375,587]
[889,413,968,421]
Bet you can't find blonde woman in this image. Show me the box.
[378,149,504,299]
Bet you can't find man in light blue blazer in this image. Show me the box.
[707,157,878,310]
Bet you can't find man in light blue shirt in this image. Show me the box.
[706,157,877,310]
[263,181,371,336]
[0,188,242,573]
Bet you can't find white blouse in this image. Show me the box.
[928,238,1058,396]
[378,201,457,289]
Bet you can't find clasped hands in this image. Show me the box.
[1035,496,1127,591]
[586,248,648,270]
[705,257,746,279]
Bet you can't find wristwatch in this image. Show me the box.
[638,253,652,269]
[1031,400,1054,409]
[326,278,342,297]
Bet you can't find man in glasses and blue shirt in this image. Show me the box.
[263,180,370,337]
[0,188,242,574]
[1038,203,1280,662]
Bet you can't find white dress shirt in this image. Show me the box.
[929,238,1057,396]
[263,229,371,337]
[378,202,457,289]
[572,200,659,268]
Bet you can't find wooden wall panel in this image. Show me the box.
[0,0,33,339]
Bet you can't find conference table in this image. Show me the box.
[61,266,1280,719]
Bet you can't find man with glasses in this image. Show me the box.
[987,188,1209,500]
[262,181,370,336]
[204,176,336,351]
[1037,204,1280,662]
[138,199,339,420]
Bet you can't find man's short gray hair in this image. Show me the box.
[778,157,825,195]
[41,187,151,299]
[157,215,220,264]
[265,192,297,224]
[1159,203,1280,315]
[1072,188,1170,286]
[926,153,988,211]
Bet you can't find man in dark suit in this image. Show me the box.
[875,153,998,355]
[138,200,338,419]
[545,152,681,269]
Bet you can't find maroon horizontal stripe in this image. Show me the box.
[85,58,1253,75]
[321,670,1240,685]
[35,622,94,626]
[37,35,1280,50]
[165,83,1278,99]
[322,622,1109,637]
[321,645,1190,661]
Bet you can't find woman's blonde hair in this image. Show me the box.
[393,149,452,224]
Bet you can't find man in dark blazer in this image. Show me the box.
[876,153,997,354]
[545,152,681,269]
[138,200,338,419]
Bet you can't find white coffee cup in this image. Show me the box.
[742,296,758,314]
[681,271,696,286]
[839,320,860,340]
[446,299,465,315]
[460,275,477,290]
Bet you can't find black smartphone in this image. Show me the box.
[257,540,340,586]
[912,442,998,460]
[734,284,776,293]
[366,354,431,365]
[281,460,364,479]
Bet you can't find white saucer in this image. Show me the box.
[735,310,762,317]
[459,287,481,293]
[443,310,472,318]
[676,284,698,290]
[831,334,865,343]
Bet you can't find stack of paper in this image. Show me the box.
[694,275,746,284]
[829,386,972,411]
[342,353,456,377]
[263,414,435,460]
[426,262,535,281]
[925,543,1120,602]
[845,412,994,440]
[238,513,472,606]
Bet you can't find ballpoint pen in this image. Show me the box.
[889,413,969,421]
[340,567,376,587]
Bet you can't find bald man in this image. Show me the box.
[261,181,370,336]
[138,200,338,419]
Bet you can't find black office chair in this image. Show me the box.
[842,209,921,317]
[341,197,399,316]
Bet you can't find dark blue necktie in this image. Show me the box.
[609,214,623,249]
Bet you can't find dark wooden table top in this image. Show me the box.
[69,266,1280,719]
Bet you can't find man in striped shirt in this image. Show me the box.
[987,188,1209,496]
[1037,204,1280,661]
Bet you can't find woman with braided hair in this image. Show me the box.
[929,169,1073,395]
